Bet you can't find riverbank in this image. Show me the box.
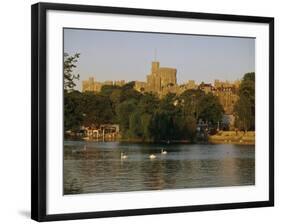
[65,135,192,144]
[208,131,255,145]
[65,131,255,145]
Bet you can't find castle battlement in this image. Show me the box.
[81,61,241,114]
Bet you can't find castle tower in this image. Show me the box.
[147,61,177,94]
[82,76,95,92]
[151,61,160,74]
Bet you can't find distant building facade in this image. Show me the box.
[81,61,241,115]
[82,77,126,92]
[134,81,147,93]
[146,61,177,96]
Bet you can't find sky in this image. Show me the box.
[64,28,255,91]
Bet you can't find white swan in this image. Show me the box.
[149,154,156,159]
[161,148,167,154]
[72,147,84,153]
[121,152,128,160]
[71,149,77,153]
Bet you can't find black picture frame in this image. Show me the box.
[31,2,274,222]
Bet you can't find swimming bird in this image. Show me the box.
[121,152,128,160]
[72,145,87,154]
[71,149,78,154]
[161,148,167,154]
[149,154,156,159]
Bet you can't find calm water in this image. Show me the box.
[64,141,255,195]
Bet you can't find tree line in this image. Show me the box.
[65,84,225,142]
[64,53,255,142]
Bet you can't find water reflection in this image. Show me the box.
[64,141,255,194]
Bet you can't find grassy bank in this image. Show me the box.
[208,131,255,145]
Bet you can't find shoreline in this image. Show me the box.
[208,131,255,145]
[65,131,255,145]
[64,137,255,146]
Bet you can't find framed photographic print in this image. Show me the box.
[31,2,274,222]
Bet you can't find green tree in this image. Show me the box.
[150,111,169,141]
[234,95,253,131]
[175,115,197,141]
[140,113,153,141]
[197,93,224,124]
[64,91,83,131]
[100,85,120,97]
[64,53,80,91]
[80,92,114,127]
[234,72,255,131]
[115,99,138,135]
[138,93,159,114]
[120,87,141,102]
[109,89,122,106]
[179,89,205,119]
[129,111,143,138]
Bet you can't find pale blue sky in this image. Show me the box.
[64,28,255,91]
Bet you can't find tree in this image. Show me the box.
[129,111,143,138]
[150,111,170,141]
[64,91,83,131]
[234,72,255,131]
[120,87,141,103]
[115,99,138,135]
[138,93,159,114]
[197,93,224,125]
[178,115,197,141]
[109,89,122,105]
[80,92,114,127]
[179,89,205,119]
[140,113,153,141]
[64,53,80,91]
[64,53,82,131]
[100,85,120,97]
[234,95,253,131]
[150,98,179,141]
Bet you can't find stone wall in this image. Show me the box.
[82,77,126,92]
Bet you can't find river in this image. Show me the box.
[64,141,255,194]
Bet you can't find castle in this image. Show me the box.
[82,77,125,92]
[82,61,240,115]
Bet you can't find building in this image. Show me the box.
[82,77,95,92]
[82,77,126,92]
[214,80,240,89]
[146,61,177,95]
[115,80,125,86]
[198,82,214,94]
[186,80,197,90]
[134,81,147,92]
[81,61,241,116]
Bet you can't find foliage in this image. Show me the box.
[64,53,80,91]
[129,111,143,138]
[64,91,83,131]
[115,99,138,135]
[65,81,225,141]
[197,93,224,124]
[80,92,114,127]
[179,89,205,119]
[64,62,225,141]
[234,72,255,131]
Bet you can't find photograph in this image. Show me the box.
[63,28,256,195]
